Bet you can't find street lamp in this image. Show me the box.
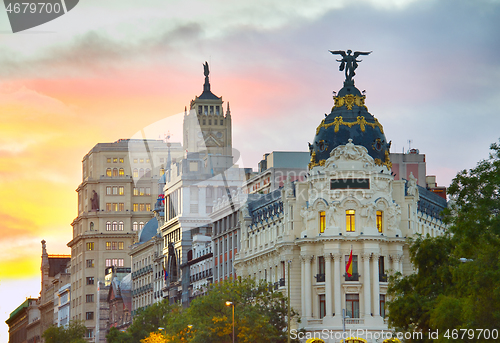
[226,301,235,343]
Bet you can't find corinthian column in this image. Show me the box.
[372,253,380,318]
[333,254,342,317]
[302,255,313,319]
[362,253,371,318]
[325,254,333,318]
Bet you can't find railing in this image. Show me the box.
[315,273,325,282]
[279,278,285,287]
[345,273,359,282]
[345,318,364,325]
[379,273,388,282]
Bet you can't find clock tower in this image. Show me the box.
[183,62,233,168]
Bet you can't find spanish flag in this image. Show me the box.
[346,248,353,277]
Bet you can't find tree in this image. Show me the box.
[387,140,500,342]
[42,321,86,343]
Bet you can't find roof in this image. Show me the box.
[48,256,70,277]
[138,217,159,243]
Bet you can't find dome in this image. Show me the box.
[138,217,159,243]
[309,80,391,169]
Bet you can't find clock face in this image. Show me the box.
[216,132,222,138]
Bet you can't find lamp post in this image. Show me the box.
[226,301,235,343]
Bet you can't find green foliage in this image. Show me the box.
[42,320,86,343]
[115,277,297,343]
[387,140,500,342]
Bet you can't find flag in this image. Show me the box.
[346,248,353,277]
[163,265,168,281]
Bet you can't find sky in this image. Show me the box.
[1,0,500,340]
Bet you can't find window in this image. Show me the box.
[119,158,124,163]
[133,158,138,164]
[86,277,94,285]
[106,242,111,250]
[118,258,124,267]
[107,158,111,163]
[113,203,118,211]
[86,294,94,303]
[140,203,145,211]
[133,203,138,212]
[145,187,151,195]
[379,256,387,282]
[119,203,124,211]
[106,203,112,211]
[377,210,383,233]
[139,222,144,230]
[319,294,326,319]
[106,186,112,195]
[118,242,124,250]
[113,168,118,177]
[86,259,94,268]
[319,211,326,233]
[133,168,138,178]
[106,168,112,177]
[86,242,94,251]
[146,203,151,211]
[346,294,360,318]
[345,255,358,281]
[133,187,139,196]
[86,312,94,320]
[133,222,138,231]
[106,259,112,267]
[118,186,124,195]
[113,158,118,163]
[112,221,118,231]
[113,186,118,195]
[318,256,325,274]
[140,187,144,196]
[380,294,386,318]
[112,242,117,250]
[220,119,223,125]
[106,221,111,231]
[346,210,355,232]
[118,221,124,230]
[90,222,94,231]
[86,329,94,338]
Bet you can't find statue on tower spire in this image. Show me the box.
[329,49,371,82]
[203,61,211,92]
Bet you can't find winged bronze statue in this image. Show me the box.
[329,50,372,82]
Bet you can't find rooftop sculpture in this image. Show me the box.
[329,49,371,82]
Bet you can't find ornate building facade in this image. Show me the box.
[234,56,447,342]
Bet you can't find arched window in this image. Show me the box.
[90,222,94,231]
[112,221,118,231]
[119,168,124,176]
[119,221,124,231]
[133,222,138,231]
[106,221,111,231]
[139,168,144,178]
[139,222,144,230]
[106,168,112,177]
[133,168,138,178]
[113,168,118,177]
[346,210,355,232]
[319,211,326,233]
[377,210,383,233]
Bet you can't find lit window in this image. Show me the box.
[377,210,383,233]
[113,168,118,177]
[119,168,124,176]
[140,203,145,211]
[133,169,138,178]
[113,158,118,163]
[113,203,118,211]
[119,203,124,211]
[140,188,144,196]
[139,222,144,230]
[107,158,111,163]
[140,158,144,163]
[133,222,138,231]
[112,221,118,231]
[106,168,112,177]
[133,158,138,164]
[112,258,118,266]
[319,211,326,233]
[145,187,151,195]
[106,203,112,211]
[106,186,112,195]
[133,203,138,212]
[346,210,355,232]
[86,259,94,268]
[106,222,111,231]
[86,242,94,251]
[119,158,124,163]
[118,259,124,267]
[133,187,138,196]
[146,203,151,211]
[118,242,124,250]
[118,221,124,230]
[106,242,111,250]
[105,259,112,267]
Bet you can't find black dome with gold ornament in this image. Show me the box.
[308,50,391,170]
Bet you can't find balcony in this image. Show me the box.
[379,273,388,282]
[345,318,364,325]
[345,273,359,282]
[315,273,325,282]
[274,282,279,290]
[279,278,285,287]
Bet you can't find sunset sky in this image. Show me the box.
[1,0,500,339]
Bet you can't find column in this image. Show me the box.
[372,253,380,318]
[333,254,342,317]
[391,254,400,274]
[301,256,306,322]
[304,255,313,319]
[325,254,333,318]
[199,186,206,215]
[362,253,371,317]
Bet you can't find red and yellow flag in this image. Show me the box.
[346,248,353,277]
